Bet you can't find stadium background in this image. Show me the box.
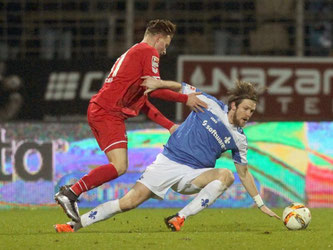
[0,0,332,209]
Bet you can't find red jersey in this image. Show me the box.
[90,42,160,117]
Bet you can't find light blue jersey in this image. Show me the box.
[162,83,248,169]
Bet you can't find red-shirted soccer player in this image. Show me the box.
[55,19,207,222]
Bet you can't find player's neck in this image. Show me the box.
[227,111,234,125]
[141,35,157,48]
[227,111,239,128]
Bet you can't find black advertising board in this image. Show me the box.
[3,58,113,121]
[2,57,176,122]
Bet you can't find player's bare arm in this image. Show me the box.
[144,77,208,112]
[235,163,280,220]
[141,76,182,93]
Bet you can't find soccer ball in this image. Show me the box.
[282,203,311,230]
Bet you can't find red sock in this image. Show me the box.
[70,164,119,196]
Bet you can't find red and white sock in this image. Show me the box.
[70,163,118,196]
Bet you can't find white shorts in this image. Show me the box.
[137,153,211,199]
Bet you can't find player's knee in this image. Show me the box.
[119,196,139,211]
[224,169,235,186]
[217,169,234,187]
[106,151,128,176]
[113,162,128,176]
[116,165,127,176]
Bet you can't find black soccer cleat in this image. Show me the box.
[54,185,80,222]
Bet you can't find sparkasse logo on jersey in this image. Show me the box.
[152,56,159,74]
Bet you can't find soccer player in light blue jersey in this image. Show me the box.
[55,80,280,233]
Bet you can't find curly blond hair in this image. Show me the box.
[227,81,258,110]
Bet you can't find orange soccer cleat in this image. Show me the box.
[54,223,74,233]
[164,214,185,232]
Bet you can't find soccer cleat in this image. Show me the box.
[54,185,80,222]
[54,223,74,233]
[164,214,185,232]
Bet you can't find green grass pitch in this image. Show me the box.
[0,207,332,250]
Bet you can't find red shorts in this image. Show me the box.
[87,102,127,153]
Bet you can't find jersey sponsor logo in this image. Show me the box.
[152,56,159,74]
[202,120,226,150]
[210,117,218,124]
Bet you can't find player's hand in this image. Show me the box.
[259,205,281,220]
[186,92,208,112]
[141,76,161,95]
[169,124,179,134]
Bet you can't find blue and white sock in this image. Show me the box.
[178,180,227,219]
[80,199,122,228]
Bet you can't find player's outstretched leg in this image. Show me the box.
[55,163,119,222]
[164,180,228,232]
[54,182,152,233]
[165,169,234,231]
[54,185,80,222]
[54,199,121,233]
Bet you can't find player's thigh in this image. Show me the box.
[171,168,211,195]
[119,182,153,211]
[191,168,234,188]
[173,168,234,195]
[87,103,128,152]
[138,154,186,199]
[88,103,128,173]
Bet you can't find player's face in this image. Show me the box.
[232,99,256,127]
[154,35,172,56]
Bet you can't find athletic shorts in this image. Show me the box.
[87,102,127,152]
[137,153,211,199]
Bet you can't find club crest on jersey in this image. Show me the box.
[224,137,231,144]
[152,56,159,73]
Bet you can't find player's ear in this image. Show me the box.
[231,101,237,110]
[155,34,164,42]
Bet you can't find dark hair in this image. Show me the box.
[227,80,259,111]
[145,19,176,38]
